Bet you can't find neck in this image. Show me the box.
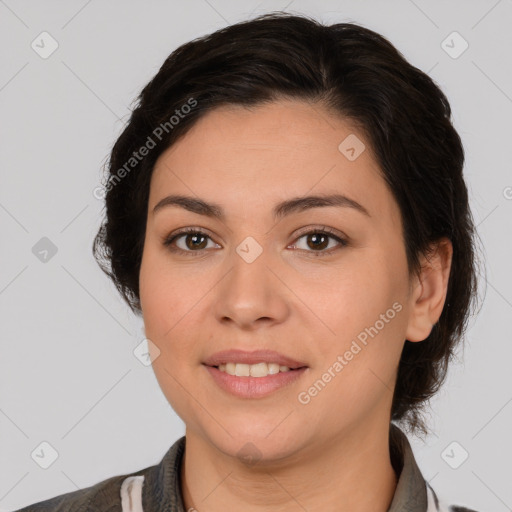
[181,420,398,512]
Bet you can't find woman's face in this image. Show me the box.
[139,99,423,461]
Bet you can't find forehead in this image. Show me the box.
[150,99,401,229]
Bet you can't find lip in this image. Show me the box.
[204,365,308,399]
[202,349,308,369]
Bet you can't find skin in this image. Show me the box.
[138,99,453,512]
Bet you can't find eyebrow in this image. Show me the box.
[152,193,371,220]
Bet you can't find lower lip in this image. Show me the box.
[204,365,308,399]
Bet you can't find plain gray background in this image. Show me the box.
[1,1,511,510]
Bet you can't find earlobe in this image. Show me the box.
[405,238,453,343]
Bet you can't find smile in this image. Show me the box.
[216,362,297,377]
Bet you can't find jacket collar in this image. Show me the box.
[141,423,427,511]
[388,423,428,511]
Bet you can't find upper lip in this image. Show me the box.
[203,349,308,369]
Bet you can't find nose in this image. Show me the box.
[212,245,290,331]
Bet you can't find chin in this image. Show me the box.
[197,421,308,465]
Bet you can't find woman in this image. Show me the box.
[17,12,481,512]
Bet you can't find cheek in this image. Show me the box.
[140,251,208,367]
[140,264,206,421]
[140,245,189,332]
[306,251,407,386]
[298,297,405,430]
[301,261,395,339]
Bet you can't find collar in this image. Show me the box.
[141,424,427,511]
[388,423,428,511]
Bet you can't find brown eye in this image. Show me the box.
[305,232,330,251]
[290,227,348,256]
[180,232,209,250]
[163,228,217,254]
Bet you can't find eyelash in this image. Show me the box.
[162,226,348,258]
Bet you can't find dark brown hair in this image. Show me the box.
[92,12,483,434]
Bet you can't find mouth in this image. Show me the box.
[202,349,309,398]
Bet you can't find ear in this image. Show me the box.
[405,237,453,343]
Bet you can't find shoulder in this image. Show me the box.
[13,468,149,511]
[14,436,187,512]
[15,436,185,512]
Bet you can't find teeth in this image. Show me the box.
[235,363,250,377]
[268,363,280,375]
[217,362,292,377]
